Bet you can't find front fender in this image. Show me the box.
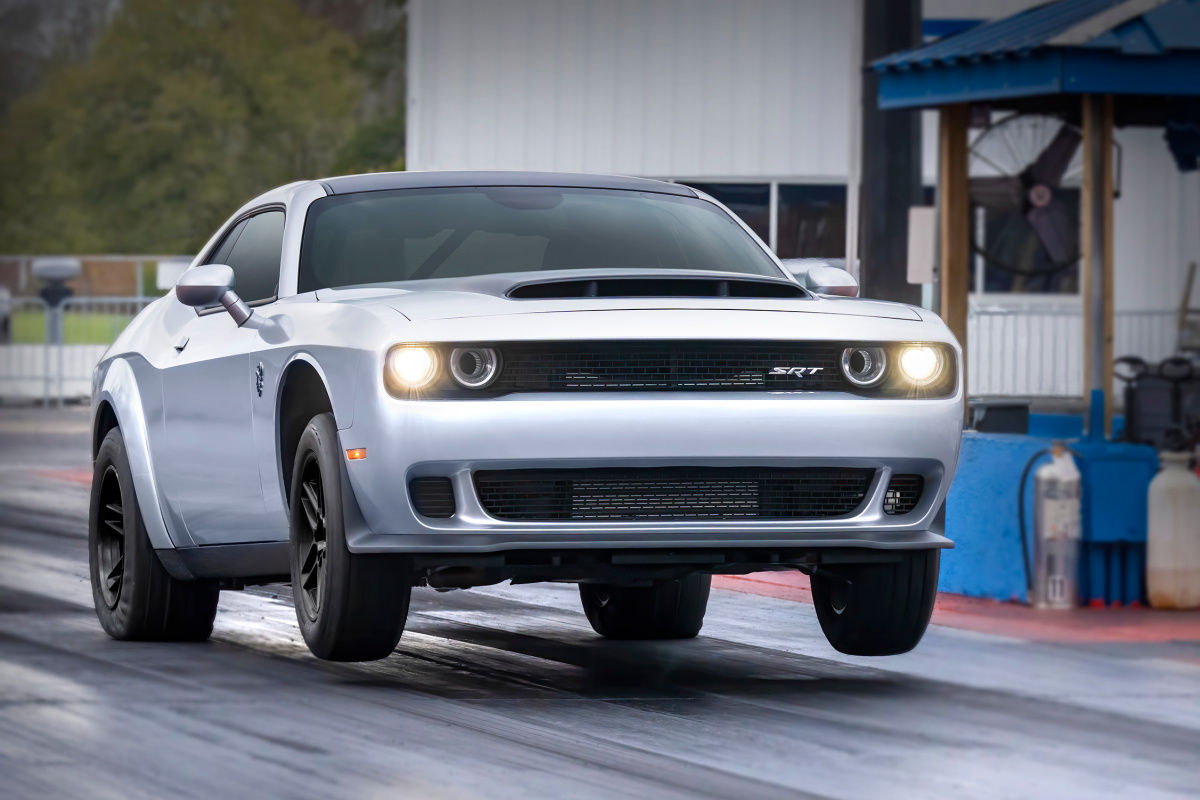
[94,356,192,554]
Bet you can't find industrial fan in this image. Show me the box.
[969,114,1086,292]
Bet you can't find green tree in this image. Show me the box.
[0,0,362,254]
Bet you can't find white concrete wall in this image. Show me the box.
[408,0,857,180]
[1113,127,1200,312]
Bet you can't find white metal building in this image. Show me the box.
[407,0,1200,398]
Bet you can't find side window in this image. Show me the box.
[209,218,248,267]
[224,210,284,304]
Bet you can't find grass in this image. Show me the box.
[11,310,136,345]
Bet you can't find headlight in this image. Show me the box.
[899,345,943,384]
[385,345,438,390]
[449,346,500,389]
[841,346,886,387]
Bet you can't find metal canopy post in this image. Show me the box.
[1081,94,1115,435]
[938,103,971,408]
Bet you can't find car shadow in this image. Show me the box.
[324,614,922,707]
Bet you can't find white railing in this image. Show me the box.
[0,296,154,403]
[968,299,1178,398]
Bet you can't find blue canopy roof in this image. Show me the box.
[874,0,1200,111]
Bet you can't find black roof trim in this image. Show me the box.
[319,171,696,197]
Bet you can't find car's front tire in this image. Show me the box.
[89,427,219,641]
[289,413,411,661]
[579,574,711,639]
[810,549,939,656]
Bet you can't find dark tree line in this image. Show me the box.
[0,0,406,255]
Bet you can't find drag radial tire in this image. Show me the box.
[89,428,219,641]
[810,549,940,656]
[289,413,411,662]
[579,574,711,639]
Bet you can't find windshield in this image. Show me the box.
[298,186,784,291]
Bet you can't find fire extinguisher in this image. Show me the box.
[1019,442,1083,608]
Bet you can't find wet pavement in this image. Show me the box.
[1,405,1198,799]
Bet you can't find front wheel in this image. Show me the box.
[810,549,939,656]
[89,428,219,641]
[579,574,711,640]
[289,413,411,661]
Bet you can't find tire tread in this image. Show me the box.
[580,574,711,640]
[811,550,939,656]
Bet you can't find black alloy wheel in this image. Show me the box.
[288,412,412,661]
[295,453,328,622]
[94,465,126,608]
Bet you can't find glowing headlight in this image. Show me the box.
[899,346,942,384]
[386,346,438,389]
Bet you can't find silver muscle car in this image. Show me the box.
[89,172,962,661]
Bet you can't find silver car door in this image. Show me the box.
[158,209,286,546]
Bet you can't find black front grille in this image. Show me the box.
[492,341,847,392]
[474,467,874,521]
[883,474,924,515]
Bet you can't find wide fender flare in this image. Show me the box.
[275,349,355,430]
[95,357,186,553]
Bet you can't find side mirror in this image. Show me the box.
[781,258,859,298]
[175,264,252,325]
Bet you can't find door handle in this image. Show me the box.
[174,335,189,353]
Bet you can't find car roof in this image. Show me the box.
[317,170,697,197]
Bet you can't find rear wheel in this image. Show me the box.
[290,413,411,661]
[89,428,219,641]
[579,574,711,639]
[810,550,939,656]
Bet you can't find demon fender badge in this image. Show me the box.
[770,366,824,377]
[255,362,265,397]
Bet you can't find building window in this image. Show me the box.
[776,184,846,259]
[682,183,771,244]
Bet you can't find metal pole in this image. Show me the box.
[56,311,64,407]
[844,0,863,280]
[768,181,779,254]
[1081,94,1115,435]
[41,303,49,407]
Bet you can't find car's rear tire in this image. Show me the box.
[810,549,939,656]
[579,573,711,639]
[290,413,411,661]
[89,428,219,641]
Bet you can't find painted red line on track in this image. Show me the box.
[713,573,1200,645]
[34,469,92,486]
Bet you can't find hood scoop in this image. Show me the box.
[507,276,808,300]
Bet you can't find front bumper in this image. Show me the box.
[337,387,963,554]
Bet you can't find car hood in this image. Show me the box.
[314,269,923,322]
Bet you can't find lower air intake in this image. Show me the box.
[473,467,874,521]
[409,477,456,518]
[883,474,924,515]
